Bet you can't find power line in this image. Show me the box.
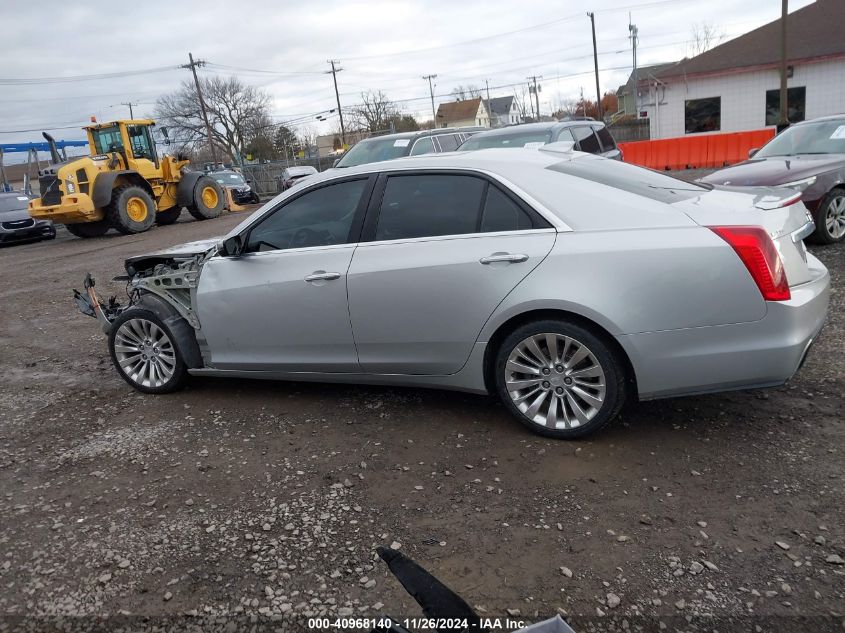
[0,65,179,85]
[327,61,346,144]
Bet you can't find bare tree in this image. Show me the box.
[155,76,272,162]
[512,85,533,120]
[688,22,725,57]
[451,84,482,101]
[350,90,400,133]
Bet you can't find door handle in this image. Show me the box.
[479,253,529,265]
[304,271,341,282]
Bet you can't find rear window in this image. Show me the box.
[547,158,712,203]
[435,134,460,152]
[459,130,552,150]
[335,137,411,167]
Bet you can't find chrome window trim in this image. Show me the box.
[355,227,557,249]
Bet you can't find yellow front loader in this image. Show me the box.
[29,119,225,237]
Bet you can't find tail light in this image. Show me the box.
[709,226,790,301]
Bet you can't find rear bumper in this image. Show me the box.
[617,253,830,400]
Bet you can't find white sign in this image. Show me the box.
[523,142,546,149]
[18,196,29,201]
[393,139,410,147]
[829,125,845,140]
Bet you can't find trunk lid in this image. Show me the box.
[673,185,814,287]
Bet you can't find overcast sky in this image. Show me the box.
[0,0,814,157]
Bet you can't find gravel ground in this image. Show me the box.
[0,199,843,633]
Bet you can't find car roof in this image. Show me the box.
[466,120,605,140]
[356,127,485,142]
[0,191,31,201]
[284,166,317,174]
[791,113,845,125]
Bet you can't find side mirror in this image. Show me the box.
[748,148,759,158]
[220,235,243,257]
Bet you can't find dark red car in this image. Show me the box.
[701,115,845,244]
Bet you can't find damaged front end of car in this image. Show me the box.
[72,240,218,336]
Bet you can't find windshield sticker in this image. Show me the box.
[393,139,410,147]
[17,196,29,201]
[830,125,845,140]
[523,142,546,149]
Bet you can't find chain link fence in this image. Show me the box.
[239,156,337,198]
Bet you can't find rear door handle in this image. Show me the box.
[304,271,341,282]
[480,253,529,264]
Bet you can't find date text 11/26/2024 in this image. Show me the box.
[307,617,527,630]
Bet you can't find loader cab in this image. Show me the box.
[85,120,160,173]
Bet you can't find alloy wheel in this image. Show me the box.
[113,318,177,388]
[505,333,606,429]
[825,195,845,240]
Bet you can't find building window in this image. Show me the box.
[684,97,721,134]
[765,87,806,126]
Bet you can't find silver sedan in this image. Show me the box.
[77,146,830,439]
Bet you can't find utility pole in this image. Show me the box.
[587,12,603,120]
[778,0,789,130]
[327,61,346,145]
[121,102,138,119]
[629,17,639,118]
[423,74,438,127]
[181,53,218,164]
[527,75,542,120]
[485,79,492,126]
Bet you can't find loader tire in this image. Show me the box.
[187,176,225,220]
[155,207,182,225]
[65,220,110,238]
[107,185,156,235]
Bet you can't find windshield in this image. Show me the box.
[756,120,845,157]
[0,195,30,213]
[334,137,411,167]
[459,130,552,150]
[213,173,245,186]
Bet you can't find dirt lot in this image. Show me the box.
[0,204,843,633]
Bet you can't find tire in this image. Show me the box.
[155,207,182,225]
[108,308,188,394]
[65,220,110,238]
[107,185,156,235]
[251,192,261,204]
[187,176,225,220]
[494,319,626,439]
[811,188,845,244]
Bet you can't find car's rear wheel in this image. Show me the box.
[65,220,110,238]
[814,188,845,244]
[108,309,188,394]
[494,319,626,439]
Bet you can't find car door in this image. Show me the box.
[195,176,373,371]
[346,171,556,375]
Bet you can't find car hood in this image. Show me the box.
[0,207,31,222]
[124,237,221,275]
[700,154,845,186]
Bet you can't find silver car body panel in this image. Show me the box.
[116,148,828,401]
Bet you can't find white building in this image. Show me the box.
[639,0,844,139]
[484,96,522,127]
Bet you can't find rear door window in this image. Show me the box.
[409,137,435,156]
[572,126,602,154]
[374,174,485,241]
[480,186,535,232]
[555,128,576,143]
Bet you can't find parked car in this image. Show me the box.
[332,127,485,168]
[75,148,828,440]
[458,120,622,160]
[0,192,55,244]
[279,166,318,191]
[700,114,845,244]
[210,170,260,205]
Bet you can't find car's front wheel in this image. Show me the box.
[108,309,188,394]
[494,320,626,439]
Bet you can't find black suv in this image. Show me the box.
[333,127,485,168]
[458,120,622,160]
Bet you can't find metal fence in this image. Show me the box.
[608,118,650,142]
[240,157,337,197]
